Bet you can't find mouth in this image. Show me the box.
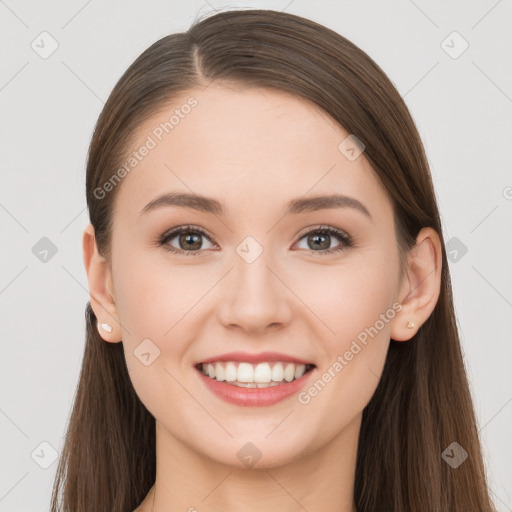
[194,361,316,388]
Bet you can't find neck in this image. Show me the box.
[136,415,360,512]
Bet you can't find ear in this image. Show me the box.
[390,227,442,342]
[82,223,121,343]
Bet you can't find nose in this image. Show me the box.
[216,248,293,334]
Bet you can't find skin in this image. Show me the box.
[83,82,442,512]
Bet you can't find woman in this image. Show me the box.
[50,8,495,512]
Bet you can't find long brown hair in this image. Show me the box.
[50,8,495,511]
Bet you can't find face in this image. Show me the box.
[106,83,404,468]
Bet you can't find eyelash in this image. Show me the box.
[157,224,353,256]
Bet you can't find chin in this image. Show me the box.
[198,435,310,471]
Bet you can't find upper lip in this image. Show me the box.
[197,351,315,366]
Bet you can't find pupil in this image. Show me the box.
[181,233,201,250]
[310,233,329,250]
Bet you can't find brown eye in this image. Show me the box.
[295,226,352,254]
[160,226,214,255]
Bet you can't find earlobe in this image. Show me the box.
[82,223,121,343]
[390,227,442,342]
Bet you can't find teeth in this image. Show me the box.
[294,364,306,380]
[225,363,237,382]
[237,362,254,382]
[199,361,312,385]
[284,363,295,382]
[215,362,225,381]
[254,363,272,383]
[271,363,284,382]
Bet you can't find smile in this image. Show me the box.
[197,361,315,388]
[195,357,317,407]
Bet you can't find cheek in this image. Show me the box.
[111,247,223,403]
[290,251,399,432]
[110,249,190,388]
[328,268,396,349]
[290,251,395,367]
[288,247,399,346]
[112,245,210,344]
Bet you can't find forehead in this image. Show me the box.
[112,83,390,222]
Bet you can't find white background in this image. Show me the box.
[0,0,511,510]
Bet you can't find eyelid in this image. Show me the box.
[296,224,351,240]
[158,225,216,255]
[293,224,353,253]
[159,224,353,255]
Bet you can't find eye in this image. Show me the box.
[158,225,215,255]
[294,225,352,254]
[157,224,353,256]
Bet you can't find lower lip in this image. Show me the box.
[196,367,315,407]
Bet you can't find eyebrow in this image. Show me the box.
[139,192,372,220]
